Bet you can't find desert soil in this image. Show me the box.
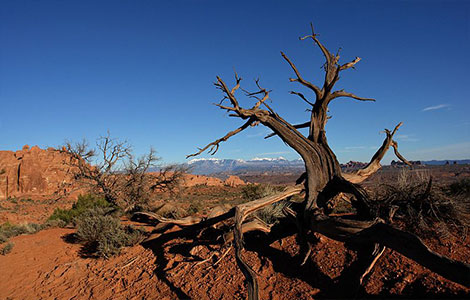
[1,223,469,299]
[1,172,470,299]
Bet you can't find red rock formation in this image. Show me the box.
[0,146,77,200]
[181,174,224,187]
[224,175,245,187]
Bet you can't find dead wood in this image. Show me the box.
[138,24,470,299]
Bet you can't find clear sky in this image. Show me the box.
[1,0,469,164]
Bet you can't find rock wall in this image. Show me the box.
[0,145,76,200]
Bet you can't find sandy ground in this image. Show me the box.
[1,224,469,299]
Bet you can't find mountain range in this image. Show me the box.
[183,157,304,175]
[176,157,470,175]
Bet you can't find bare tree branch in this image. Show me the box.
[290,91,314,106]
[281,51,322,99]
[329,89,375,102]
[299,22,335,66]
[187,118,255,158]
[215,75,241,111]
[340,56,361,71]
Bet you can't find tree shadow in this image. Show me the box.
[141,225,225,299]
[245,230,340,298]
[140,218,469,299]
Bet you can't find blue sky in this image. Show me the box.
[1,0,469,164]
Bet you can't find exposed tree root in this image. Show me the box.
[137,188,470,300]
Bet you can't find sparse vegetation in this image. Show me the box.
[0,242,14,255]
[75,208,145,258]
[241,184,291,224]
[256,200,290,225]
[0,222,43,245]
[186,200,204,215]
[448,178,470,197]
[241,183,284,201]
[372,170,470,238]
[48,194,114,225]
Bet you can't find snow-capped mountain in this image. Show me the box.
[185,157,304,175]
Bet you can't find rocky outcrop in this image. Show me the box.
[181,174,224,187]
[223,175,245,187]
[340,160,368,171]
[0,145,76,200]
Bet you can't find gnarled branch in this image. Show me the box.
[342,122,411,183]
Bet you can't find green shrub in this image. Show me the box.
[0,242,14,255]
[0,222,45,245]
[0,222,42,240]
[75,208,145,258]
[48,194,113,225]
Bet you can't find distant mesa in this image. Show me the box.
[340,161,368,171]
[390,160,423,167]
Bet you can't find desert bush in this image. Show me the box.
[241,184,290,224]
[0,222,44,245]
[187,200,204,215]
[372,171,470,238]
[448,178,470,197]
[241,184,284,201]
[43,219,67,228]
[75,208,145,258]
[48,194,113,225]
[256,200,290,225]
[0,242,14,255]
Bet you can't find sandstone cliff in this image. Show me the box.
[0,145,76,200]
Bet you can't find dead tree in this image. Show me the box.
[61,132,184,212]
[143,24,470,299]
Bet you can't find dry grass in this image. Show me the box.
[372,169,470,238]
